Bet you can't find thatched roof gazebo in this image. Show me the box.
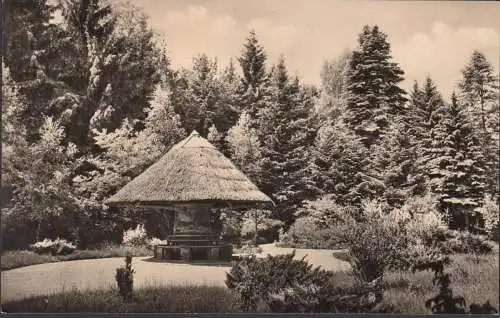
[106,130,273,261]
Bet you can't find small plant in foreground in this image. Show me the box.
[115,255,135,302]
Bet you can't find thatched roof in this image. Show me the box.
[105,131,273,207]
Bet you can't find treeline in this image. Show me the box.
[2,0,499,249]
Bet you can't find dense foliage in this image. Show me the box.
[226,252,385,313]
[1,0,498,264]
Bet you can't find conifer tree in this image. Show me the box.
[345,25,407,147]
[258,57,317,225]
[370,120,427,207]
[459,51,499,197]
[310,120,382,207]
[237,31,270,124]
[409,77,447,185]
[428,93,487,229]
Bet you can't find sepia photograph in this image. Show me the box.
[1,0,499,314]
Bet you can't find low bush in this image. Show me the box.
[29,238,76,256]
[478,194,499,241]
[333,197,449,282]
[226,252,385,313]
[2,285,235,313]
[146,238,168,250]
[241,210,283,244]
[440,230,494,255]
[279,217,347,249]
[2,245,152,270]
[233,244,263,255]
[122,225,148,247]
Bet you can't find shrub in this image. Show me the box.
[122,225,148,247]
[279,217,347,249]
[115,255,135,302]
[334,198,447,282]
[440,230,494,255]
[29,238,76,256]
[219,209,243,244]
[241,210,283,244]
[478,194,499,241]
[225,252,384,313]
[234,244,263,255]
[298,197,358,227]
[146,238,168,250]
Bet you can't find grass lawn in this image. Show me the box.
[1,246,153,271]
[2,250,497,313]
[382,252,499,313]
[2,285,236,313]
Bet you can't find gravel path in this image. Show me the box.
[1,244,350,302]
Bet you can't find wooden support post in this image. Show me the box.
[208,247,220,261]
[180,247,191,261]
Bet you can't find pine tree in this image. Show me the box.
[310,120,383,207]
[409,77,447,186]
[459,51,499,197]
[257,57,317,225]
[345,25,407,147]
[370,120,427,207]
[217,58,241,132]
[428,93,487,230]
[237,31,270,124]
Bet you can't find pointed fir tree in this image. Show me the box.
[428,93,487,230]
[310,120,383,208]
[237,31,271,124]
[459,51,500,197]
[408,77,447,185]
[257,57,318,225]
[345,25,407,148]
[370,120,428,207]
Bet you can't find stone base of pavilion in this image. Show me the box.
[153,233,233,262]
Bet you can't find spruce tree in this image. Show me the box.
[370,120,427,207]
[258,57,317,225]
[459,51,499,197]
[409,77,447,185]
[310,120,382,207]
[237,31,270,124]
[428,93,487,230]
[345,25,407,147]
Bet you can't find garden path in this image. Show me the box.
[1,244,350,302]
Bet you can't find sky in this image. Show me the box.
[128,0,500,99]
